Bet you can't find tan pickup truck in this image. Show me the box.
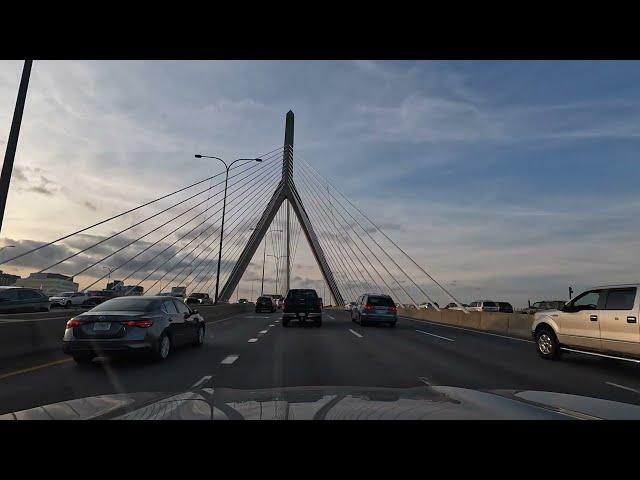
[532,284,640,363]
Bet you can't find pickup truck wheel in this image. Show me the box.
[535,326,560,360]
[282,318,290,327]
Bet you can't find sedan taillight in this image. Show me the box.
[66,318,82,328]
[123,319,154,328]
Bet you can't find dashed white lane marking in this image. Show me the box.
[606,382,640,395]
[269,324,275,327]
[327,314,335,320]
[415,329,455,342]
[348,329,363,338]
[221,355,239,365]
[248,338,258,343]
[190,375,212,389]
[400,316,534,343]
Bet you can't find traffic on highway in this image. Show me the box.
[2,60,640,420]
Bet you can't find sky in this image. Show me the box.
[1,60,640,308]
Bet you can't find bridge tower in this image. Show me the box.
[218,111,344,305]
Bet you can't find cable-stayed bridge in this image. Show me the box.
[0,110,461,310]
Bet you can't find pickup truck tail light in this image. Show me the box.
[283,300,288,310]
[317,299,323,309]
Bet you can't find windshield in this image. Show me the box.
[3,58,640,421]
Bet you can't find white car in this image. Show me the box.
[49,291,89,308]
[467,300,499,312]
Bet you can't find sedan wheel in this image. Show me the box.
[193,325,205,346]
[153,334,171,361]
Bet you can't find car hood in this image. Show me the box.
[2,385,640,420]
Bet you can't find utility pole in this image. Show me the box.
[0,60,32,234]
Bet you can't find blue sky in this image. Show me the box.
[1,60,640,306]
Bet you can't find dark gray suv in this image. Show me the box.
[351,294,397,327]
[0,286,50,313]
[62,296,205,364]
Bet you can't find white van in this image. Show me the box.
[532,284,640,362]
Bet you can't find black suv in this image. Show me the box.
[256,296,276,313]
[282,289,322,327]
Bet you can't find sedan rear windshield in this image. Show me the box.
[91,297,161,312]
[367,296,395,307]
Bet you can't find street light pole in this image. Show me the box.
[195,155,262,305]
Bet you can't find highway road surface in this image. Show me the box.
[2,308,640,415]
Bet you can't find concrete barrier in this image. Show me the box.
[399,308,533,340]
[0,303,253,361]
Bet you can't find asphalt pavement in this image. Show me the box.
[1,308,640,415]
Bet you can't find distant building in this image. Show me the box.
[15,272,79,296]
[0,270,20,286]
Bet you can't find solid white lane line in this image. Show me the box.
[248,338,258,343]
[415,329,454,342]
[259,329,268,334]
[606,382,640,395]
[190,375,212,389]
[348,329,363,338]
[400,316,534,344]
[221,355,239,365]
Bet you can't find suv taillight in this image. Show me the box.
[363,304,375,312]
[123,319,153,328]
[388,305,397,313]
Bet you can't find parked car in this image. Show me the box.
[185,292,213,305]
[498,302,514,313]
[63,296,205,364]
[0,286,50,313]
[522,300,566,315]
[402,303,417,309]
[467,300,499,312]
[50,291,89,308]
[282,289,322,327]
[238,298,248,304]
[81,296,108,308]
[351,294,397,327]
[256,296,276,313]
[532,284,640,362]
